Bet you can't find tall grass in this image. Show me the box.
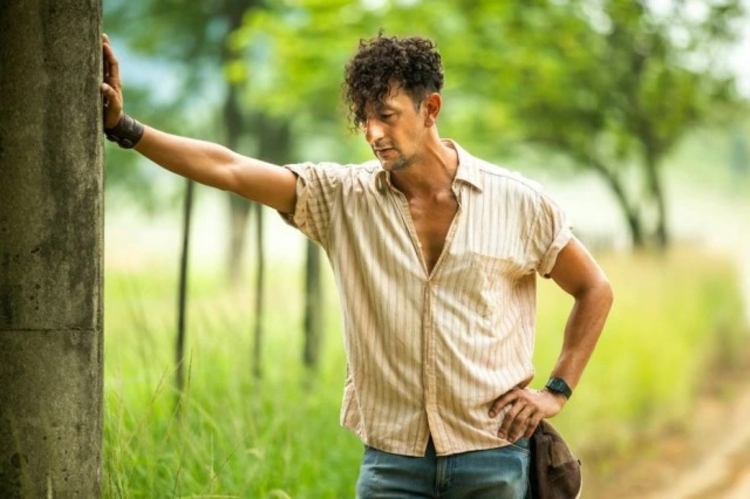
[535,250,747,460]
[103,248,747,497]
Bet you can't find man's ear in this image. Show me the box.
[423,92,442,127]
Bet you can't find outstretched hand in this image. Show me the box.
[101,34,123,130]
[489,387,567,442]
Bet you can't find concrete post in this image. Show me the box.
[0,1,104,497]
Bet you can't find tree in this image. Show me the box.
[104,0,298,378]
[239,0,747,250]
[106,0,293,285]
[0,2,104,495]
[452,0,746,249]
[175,179,194,396]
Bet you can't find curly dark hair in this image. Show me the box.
[343,33,444,129]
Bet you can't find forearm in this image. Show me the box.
[550,277,613,390]
[131,125,297,212]
[134,126,243,192]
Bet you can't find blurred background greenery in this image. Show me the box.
[101,0,750,497]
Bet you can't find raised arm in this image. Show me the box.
[100,34,297,214]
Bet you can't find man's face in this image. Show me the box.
[361,86,427,172]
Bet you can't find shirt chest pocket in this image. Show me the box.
[467,253,525,317]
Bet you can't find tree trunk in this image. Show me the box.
[625,209,645,249]
[589,159,647,249]
[221,0,257,287]
[249,116,293,377]
[0,2,104,496]
[303,242,324,370]
[644,151,668,250]
[252,202,265,379]
[223,80,252,286]
[175,179,194,396]
[227,194,252,285]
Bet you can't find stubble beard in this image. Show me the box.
[383,151,414,172]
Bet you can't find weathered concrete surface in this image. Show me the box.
[0,1,103,497]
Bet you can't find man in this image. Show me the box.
[101,33,612,498]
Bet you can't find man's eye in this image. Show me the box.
[380,113,394,120]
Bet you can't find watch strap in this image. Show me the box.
[545,376,573,399]
[105,113,144,149]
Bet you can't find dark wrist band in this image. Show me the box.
[105,113,144,149]
[545,376,573,399]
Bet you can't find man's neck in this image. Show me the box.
[390,138,459,199]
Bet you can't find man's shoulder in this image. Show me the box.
[351,159,383,175]
[471,157,545,196]
[298,159,381,176]
[286,159,382,184]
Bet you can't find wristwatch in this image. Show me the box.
[545,376,573,399]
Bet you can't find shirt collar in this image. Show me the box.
[373,139,484,193]
[446,139,483,192]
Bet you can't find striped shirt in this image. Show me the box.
[282,140,572,457]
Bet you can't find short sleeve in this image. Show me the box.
[278,162,346,249]
[528,192,573,278]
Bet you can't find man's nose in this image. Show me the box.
[364,118,384,144]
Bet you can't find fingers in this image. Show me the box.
[102,33,120,89]
[101,33,124,129]
[490,388,548,442]
[100,83,123,129]
[497,400,536,442]
[489,387,567,445]
[523,413,544,439]
[488,388,518,418]
[100,83,117,106]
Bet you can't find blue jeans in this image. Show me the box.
[356,438,530,498]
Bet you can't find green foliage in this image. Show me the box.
[104,0,748,240]
[102,0,251,213]
[461,0,746,247]
[103,249,748,496]
[229,0,747,246]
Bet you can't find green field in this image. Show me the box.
[102,248,747,498]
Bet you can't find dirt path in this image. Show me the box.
[653,384,750,499]
[648,184,750,499]
[584,191,750,498]
[582,362,750,499]
[661,255,750,498]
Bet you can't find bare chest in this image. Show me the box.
[407,194,459,273]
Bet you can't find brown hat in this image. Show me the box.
[529,420,582,499]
